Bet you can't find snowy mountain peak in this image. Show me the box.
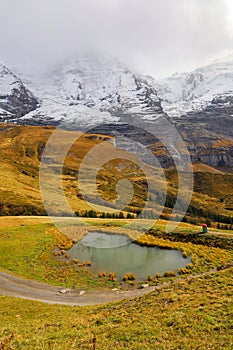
[154,52,233,117]
[16,55,164,127]
[0,62,21,96]
[0,62,38,118]
[211,52,233,65]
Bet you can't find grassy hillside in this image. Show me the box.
[0,268,232,349]
[0,217,232,287]
[0,217,232,349]
[0,124,233,349]
[0,123,233,223]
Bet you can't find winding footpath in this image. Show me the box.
[0,272,155,306]
[1,265,232,306]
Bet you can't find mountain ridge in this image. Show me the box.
[0,54,233,168]
[0,62,38,119]
[15,55,165,127]
[154,52,233,117]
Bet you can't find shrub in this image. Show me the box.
[123,273,136,281]
[164,271,176,278]
[147,274,153,282]
[73,259,79,264]
[155,273,161,279]
[65,254,70,259]
[129,281,135,286]
[25,147,35,157]
[186,264,193,270]
[109,272,116,281]
[99,271,107,278]
[178,267,189,275]
[86,261,92,266]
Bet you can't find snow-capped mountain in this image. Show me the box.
[0,63,38,119]
[1,53,233,168]
[154,53,233,117]
[16,55,164,127]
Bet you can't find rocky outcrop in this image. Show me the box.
[0,63,38,120]
[174,94,233,168]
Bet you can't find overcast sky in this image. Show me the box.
[0,0,233,78]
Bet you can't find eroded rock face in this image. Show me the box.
[173,93,233,168]
[0,63,38,119]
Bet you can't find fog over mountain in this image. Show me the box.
[0,0,233,78]
[0,1,233,169]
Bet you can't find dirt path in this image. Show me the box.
[1,265,232,306]
[0,272,155,306]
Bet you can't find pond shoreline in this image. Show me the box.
[65,231,191,281]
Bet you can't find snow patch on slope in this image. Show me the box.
[154,53,233,117]
[20,55,163,126]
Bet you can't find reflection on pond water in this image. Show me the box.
[67,231,191,280]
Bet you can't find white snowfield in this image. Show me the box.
[1,52,233,124]
[0,107,12,116]
[20,55,163,126]
[153,53,233,117]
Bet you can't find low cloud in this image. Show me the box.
[0,0,232,77]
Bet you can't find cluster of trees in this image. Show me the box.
[74,210,134,219]
[0,203,46,216]
[160,193,233,228]
[217,222,233,230]
[181,216,212,227]
[187,205,233,225]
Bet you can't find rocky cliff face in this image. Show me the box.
[173,93,233,167]
[153,53,233,169]
[0,63,38,120]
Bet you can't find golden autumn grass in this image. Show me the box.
[0,220,118,289]
[0,267,232,349]
[0,218,232,349]
[0,217,232,289]
[0,123,233,348]
[0,123,233,219]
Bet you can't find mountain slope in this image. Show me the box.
[154,53,233,117]
[16,55,165,127]
[1,54,233,169]
[150,53,233,168]
[0,123,233,219]
[0,63,38,119]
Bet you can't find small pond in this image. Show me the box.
[67,231,191,280]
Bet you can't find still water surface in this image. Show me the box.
[68,231,190,279]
